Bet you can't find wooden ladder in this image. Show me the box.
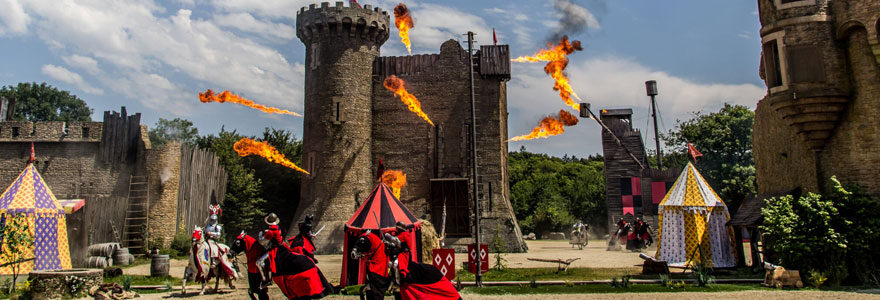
[122,175,149,254]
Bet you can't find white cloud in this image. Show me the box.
[208,0,314,19]
[41,64,104,95]
[17,0,304,114]
[62,54,101,75]
[212,12,297,40]
[483,6,533,46]
[737,31,751,39]
[507,56,765,155]
[0,0,31,35]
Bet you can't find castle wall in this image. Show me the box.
[371,41,525,251]
[293,2,390,253]
[753,0,880,197]
[0,125,133,266]
[146,141,182,248]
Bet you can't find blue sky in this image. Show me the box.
[0,0,766,157]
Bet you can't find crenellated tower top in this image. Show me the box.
[296,2,390,47]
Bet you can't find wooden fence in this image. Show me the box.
[175,144,228,234]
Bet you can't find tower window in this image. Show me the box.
[82,127,90,138]
[762,40,783,88]
[332,98,345,123]
[307,152,316,177]
[11,127,19,137]
[310,44,320,70]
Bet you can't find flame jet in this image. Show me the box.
[381,170,407,199]
[512,36,584,110]
[233,138,310,175]
[383,75,435,126]
[199,89,302,117]
[394,3,414,54]
[509,110,579,141]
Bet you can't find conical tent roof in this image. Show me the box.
[0,163,72,274]
[655,162,736,268]
[346,183,418,230]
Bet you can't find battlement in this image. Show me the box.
[0,121,103,142]
[296,1,390,46]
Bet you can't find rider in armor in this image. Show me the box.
[288,215,317,263]
[204,204,223,265]
[256,213,286,288]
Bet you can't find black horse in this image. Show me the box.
[351,232,460,300]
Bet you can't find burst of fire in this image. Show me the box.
[383,75,435,126]
[381,170,407,199]
[508,110,579,142]
[511,36,584,110]
[394,3,414,54]
[233,138,310,175]
[199,89,302,117]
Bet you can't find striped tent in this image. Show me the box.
[654,162,736,268]
[341,182,422,286]
[0,162,72,274]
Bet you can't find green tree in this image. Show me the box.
[149,118,199,148]
[245,128,303,231]
[0,82,93,122]
[760,176,880,286]
[509,147,606,235]
[661,104,755,212]
[0,213,34,293]
[197,128,265,241]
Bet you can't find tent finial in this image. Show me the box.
[28,142,35,164]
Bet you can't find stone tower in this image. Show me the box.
[753,0,880,196]
[293,2,390,253]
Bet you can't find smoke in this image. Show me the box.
[160,168,173,184]
[547,0,604,43]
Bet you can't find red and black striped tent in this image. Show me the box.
[341,182,422,286]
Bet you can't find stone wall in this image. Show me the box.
[146,141,182,248]
[753,0,880,197]
[293,2,390,253]
[370,40,525,252]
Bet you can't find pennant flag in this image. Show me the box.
[688,142,703,161]
[493,28,498,45]
[376,159,385,180]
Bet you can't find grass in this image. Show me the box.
[104,275,184,286]
[456,267,642,282]
[460,283,765,295]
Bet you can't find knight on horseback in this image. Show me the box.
[256,213,284,288]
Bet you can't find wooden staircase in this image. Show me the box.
[122,175,149,254]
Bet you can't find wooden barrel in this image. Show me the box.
[87,243,119,258]
[150,255,170,277]
[86,256,108,268]
[113,248,131,266]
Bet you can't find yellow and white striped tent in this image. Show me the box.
[654,162,736,268]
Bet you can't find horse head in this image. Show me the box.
[230,230,248,255]
[351,230,374,259]
[192,226,204,244]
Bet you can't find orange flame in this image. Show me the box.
[199,89,302,117]
[383,75,435,126]
[233,138,310,175]
[394,3,414,54]
[381,169,407,199]
[512,36,584,110]
[508,110,579,142]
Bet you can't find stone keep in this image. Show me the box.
[294,2,390,253]
[293,2,526,253]
[753,0,880,196]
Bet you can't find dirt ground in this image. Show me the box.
[121,240,879,299]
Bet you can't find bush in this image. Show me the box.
[807,269,827,288]
[761,176,880,286]
[171,232,191,257]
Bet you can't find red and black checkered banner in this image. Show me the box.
[620,177,642,216]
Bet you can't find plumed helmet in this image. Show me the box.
[265,213,279,225]
[298,214,314,233]
[395,221,407,232]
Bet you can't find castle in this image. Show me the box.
[0,104,227,265]
[753,0,880,197]
[290,2,526,253]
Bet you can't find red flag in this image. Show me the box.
[492,28,498,45]
[28,142,35,164]
[376,159,385,180]
[349,0,361,8]
[687,143,703,161]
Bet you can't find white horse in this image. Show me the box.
[182,226,238,295]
